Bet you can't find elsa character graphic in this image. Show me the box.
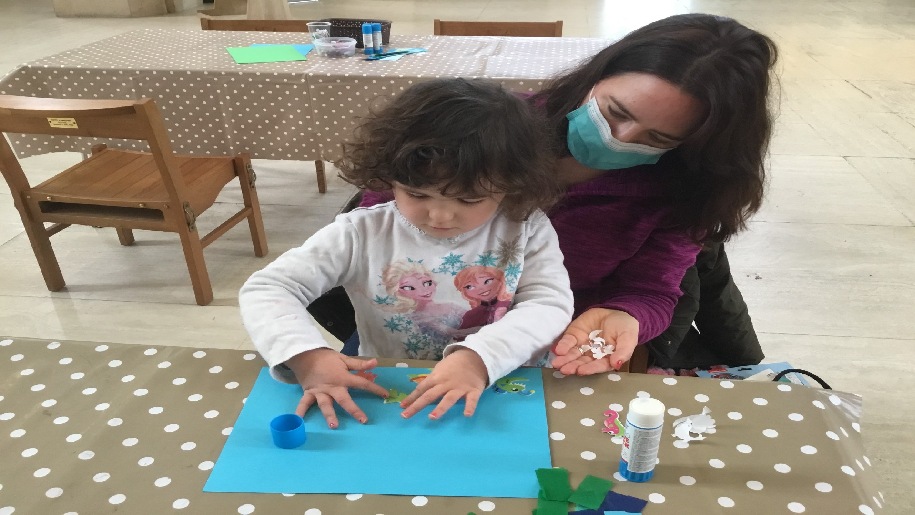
[454,266,513,330]
[381,260,464,357]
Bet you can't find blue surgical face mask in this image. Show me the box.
[566,94,671,170]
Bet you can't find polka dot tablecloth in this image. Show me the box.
[0,337,883,514]
[0,30,607,163]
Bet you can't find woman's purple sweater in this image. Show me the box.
[359,161,700,344]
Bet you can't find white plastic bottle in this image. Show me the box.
[618,397,665,482]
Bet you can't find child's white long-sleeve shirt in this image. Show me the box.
[239,201,573,386]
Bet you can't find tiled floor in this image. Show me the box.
[1,0,913,511]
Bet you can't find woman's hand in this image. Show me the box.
[285,348,389,429]
[400,348,488,420]
[551,308,639,375]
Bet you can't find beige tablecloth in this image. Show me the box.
[0,29,607,162]
[0,336,884,513]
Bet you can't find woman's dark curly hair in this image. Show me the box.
[533,13,779,242]
[336,78,560,221]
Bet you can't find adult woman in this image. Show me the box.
[543,13,778,375]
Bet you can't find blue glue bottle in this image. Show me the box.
[372,22,383,53]
[618,396,665,482]
[362,23,375,55]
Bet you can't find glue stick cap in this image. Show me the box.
[626,397,665,428]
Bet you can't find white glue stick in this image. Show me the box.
[619,397,665,482]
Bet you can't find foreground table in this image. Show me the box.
[0,337,883,513]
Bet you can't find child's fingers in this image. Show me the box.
[343,356,378,371]
[401,385,444,419]
[463,390,482,417]
[428,390,463,420]
[344,374,389,399]
[295,391,316,418]
[313,392,340,429]
[329,390,369,425]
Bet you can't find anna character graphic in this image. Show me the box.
[454,266,513,330]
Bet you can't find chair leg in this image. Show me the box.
[176,223,213,306]
[315,160,327,194]
[116,228,135,246]
[627,344,651,374]
[235,155,268,257]
[20,215,66,291]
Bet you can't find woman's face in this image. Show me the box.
[589,72,706,149]
[398,273,436,301]
[461,272,503,302]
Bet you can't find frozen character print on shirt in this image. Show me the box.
[455,266,513,331]
[378,260,465,359]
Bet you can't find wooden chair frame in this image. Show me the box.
[199,17,326,193]
[433,19,563,37]
[0,95,268,305]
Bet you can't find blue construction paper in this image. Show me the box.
[604,512,635,515]
[205,367,551,497]
[570,491,648,514]
[251,43,314,57]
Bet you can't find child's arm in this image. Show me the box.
[401,213,574,419]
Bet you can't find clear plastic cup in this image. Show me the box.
[306,21,331,42]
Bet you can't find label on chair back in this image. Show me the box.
[47,118,78,129]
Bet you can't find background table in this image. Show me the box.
[0,29,608,162]
[0,337,884,513]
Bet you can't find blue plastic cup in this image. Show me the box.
[270,414,307,449]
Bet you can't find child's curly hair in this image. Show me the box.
[336,78,559,220]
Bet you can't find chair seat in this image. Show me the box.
[28,148,237,223]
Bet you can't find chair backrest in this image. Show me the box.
[0,95,186,203]
[199,18,312,32]
[433,19,563,37]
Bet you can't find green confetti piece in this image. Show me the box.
[568,474,614,509]
[534,497,568,515]
[535,467,573,501]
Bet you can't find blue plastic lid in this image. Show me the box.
[372,22,382,30]
[362,23,373,33]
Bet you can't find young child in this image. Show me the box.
[239,78,573,428]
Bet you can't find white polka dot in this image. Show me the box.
[673,440,690,449]
[222,427,233,436]
[728,411,743,420]
[636,390,650,398]
[549,432,565,441]
[720,380,734,389]
[753,397,768,405]
[304,510,320,515]
[667,407,682,416]
[552,370,565,378]
[95,345,108,352]
[580,418,595,427]
[663,377,677,385]
[0,339,13,346]
[680,476,696,486]
[736,444,752,453]
[709,458,725,468]
[34,468,51,478]
[345,494,363,500]
[173,378,187,385]
[22,448,37,457]
[109,494,126,505]
[198,461,214,471]
[611,436,623,444]
[10,354,24,361]
[108,418,123,427]
[10,429,25,438]
[801,445,817,454]
[155,477,171,487]
[133,389,148,396]
[158,361,172,369]
[243,353,257,360]
[173,499,190,509]
[394,362,408,368]
[204,410,219,419]
[164,424,179,432]
[181,442,196,451]
[579,387,594,395]
[828,394,842,406]
[93,472,110,482]
[41,399,56,408]
[551,401,566,409]
[238,504,254,514]
[775,463,791,473]
[606,373,621,381]
[826,431,839,440]
[225,381,239,389]
[858,505,874,515]
[188,394,202,402]
[108,360,122,368]
[788,502,806,513]
[411,496,428,506]
[856,459,864,470]
[841,427,849,437]
[477,500,496,512]
[718,497,735,508]
[149,406,164,415]
[193,351,207,358]
[144,348,158,356]
[863,456,871,466]
[841,465,856,476]
[95,403,109,411]
[815,482,832,492]
[695,394,709,402]
[613,472,627,482]
[139,457,154,466]
[53,417,69,425]
[78,451,94,460]
[763,429,778,438]
[123,438,138,447]
[20,368,34,376]
[788,413,804,421]
[46,487,63,498]
[71,373,84,380]
[649,493,665,503]
[778,384,793,391]
[580,451,596,460]
[209,366,223,374]
[81,388,96,395]
[746,480,763,491]
[31,384,45,392]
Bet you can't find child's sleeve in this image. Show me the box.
[239,217,361,383]
[444,212,574,385]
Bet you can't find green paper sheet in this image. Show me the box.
[568,475,614,509]
[226,45,308,64]
[535,497,568,515]
[536,467,572,501]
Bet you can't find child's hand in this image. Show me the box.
[285,348,389,429]
[400,348,488,420]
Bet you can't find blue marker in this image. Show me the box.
[362,23,375,55]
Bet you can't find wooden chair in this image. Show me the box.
[433,19,563,37]
[197,0,246,17]
[199,17,327,193]
[0,95,268,306]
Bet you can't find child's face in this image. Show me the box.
[460,272,503,302]
[392,183,504,239]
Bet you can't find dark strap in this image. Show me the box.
[772,368,831,389]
